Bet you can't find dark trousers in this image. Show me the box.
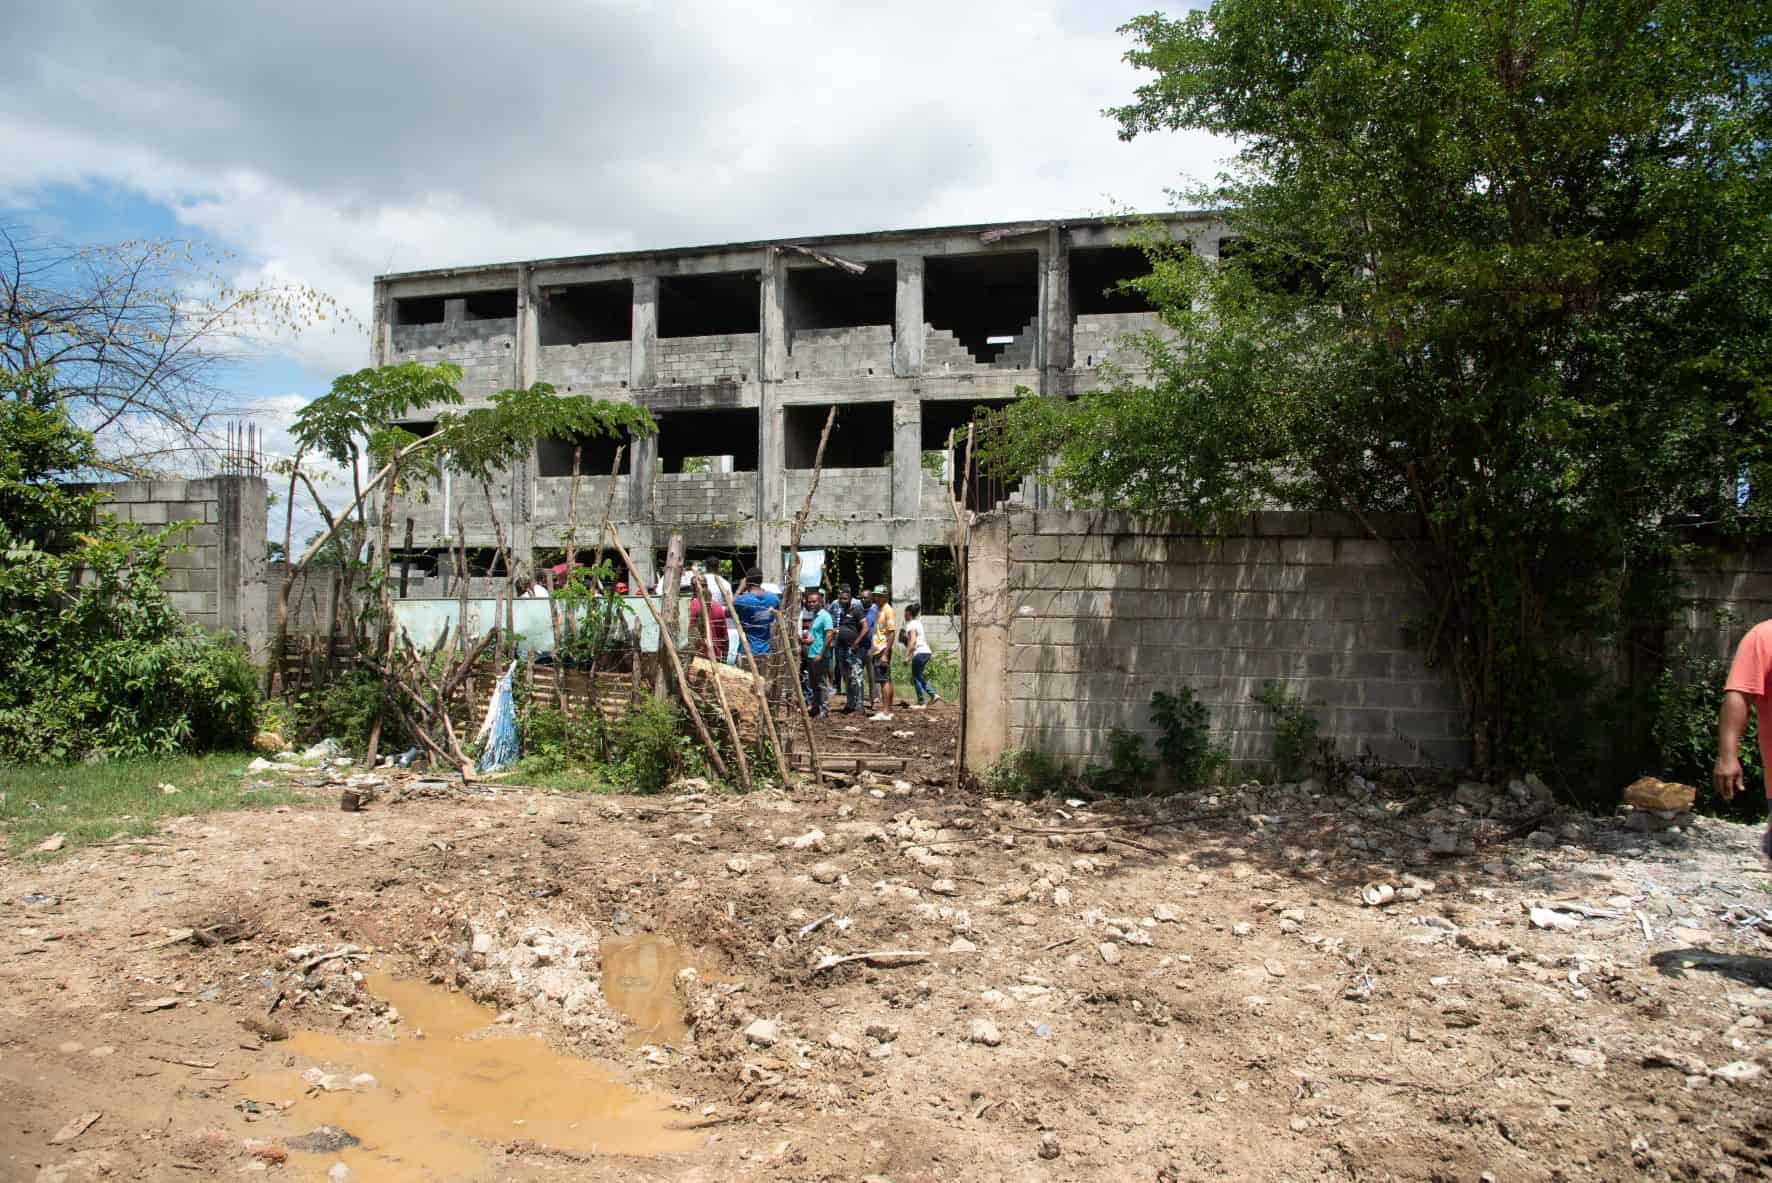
[803,651,829,717]
[911,652,934,703]
[832,641,863,710]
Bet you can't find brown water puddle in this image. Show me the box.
[599,935,691,1046]
[236,975,698,1181]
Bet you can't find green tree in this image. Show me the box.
[1003,0,1772,783]
[0,367,258,761]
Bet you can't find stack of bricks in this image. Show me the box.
[787,324,893,378]
[653,472,760,525]
[997,509,1468,771]
[537,341,631,390]
[656,333,757,385]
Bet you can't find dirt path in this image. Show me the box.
[6,754,1772,1181]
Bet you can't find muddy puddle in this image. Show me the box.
[599,934,691,1046]
[236,975,698,1181]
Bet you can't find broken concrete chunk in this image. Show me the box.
[968,1019,1002,1046]
[744,1019,781,1047]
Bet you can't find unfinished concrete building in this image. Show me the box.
[373,213,1228,603]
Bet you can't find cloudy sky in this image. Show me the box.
[2,0,1226,541]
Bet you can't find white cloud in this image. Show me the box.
[3,0,1227,532]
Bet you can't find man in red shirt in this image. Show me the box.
[1715,619,1772,855]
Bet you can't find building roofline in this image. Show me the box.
[374,210,1217,285]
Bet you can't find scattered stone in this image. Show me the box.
[1711,1061,1763,1086]
[744,1019,782,1048]
[240,1017,289,1042]
[34,834,66,854]
[1098,942,1122,966]
[328,1164,352,1183]
[301,1068,350,1092]
[48,1112,100,1145]
[1529,907,1580,933]
[1361,883,1396,907]
[1427,829,1462,856]
[1643,1048,1708,1076]
[284,1127,359,1154]
[810,862,840,885]
[1037,1131,1060,1160]
[1623,777,1696,812]
[1264,959,1288,978]
[866,1021,900,1043]
[929,879,958,896]
[1289,1116,1312,1132]
[790,829,826,850]
[948,937,977,954]
[348,1074,376,1090]
[826,1031,860,1052]
[137,997,179,1012]
[246,1141,289,1164]
[252,731,285,753]
[726,857,749,875]
[1563,1047,1606,1070]
[1153,903,1179,923]
[1231,921,1253,937]
[968,1019,1003,1047]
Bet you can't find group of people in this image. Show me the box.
[537,560,941,722]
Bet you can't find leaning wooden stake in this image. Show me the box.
[603,529,729,781]
[693,573,752,792]
[716,576,793,786]
[781,406,837,779]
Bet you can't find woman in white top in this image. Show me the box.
[901,602,938,707]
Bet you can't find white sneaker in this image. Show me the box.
[869,712,894,722]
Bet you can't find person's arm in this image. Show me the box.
[1717,689,1750,800]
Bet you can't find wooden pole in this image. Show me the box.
[947,423,975,790]
[693,573,752,791]
[656,533,685,699]
[781,406,837,779]
[716,575,793,786]
[604,529,729,782]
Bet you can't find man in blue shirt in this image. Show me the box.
[730,568,779,657]
[802,590,834,718]
[859,599,879,711]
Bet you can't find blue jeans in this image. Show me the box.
[911,652,934,703]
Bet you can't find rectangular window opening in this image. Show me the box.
[654,407,760,473]
[917,547,960,617]
[394,296,445,326]
[536,432,633,478]
[784,402,892,469]
[784,260,896,349]
[924,251,1039,364]
[463,290,518,321]
[1068,245,1160,317]
[809,546,892,599]
[539,279,632,346]
[659,271,760,338]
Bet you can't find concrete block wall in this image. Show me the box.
[391,320,517,399]
[1071,311,1177,371]
[783,468,894,522]
[966,508,1468,774]
[89,476,269,656]
[787,324,894,377]
[1668,544,1772,663]
[654,471,760,525]
[656,333,758,385]
[531,475,619,532]
[537,341,631,390]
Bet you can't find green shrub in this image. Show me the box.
[295,672,398,753]
[0,390,266,762]
[1652,648,1762,820]
[979,748,1072,797]
[611,692,691,794]
[1253,681,1320,781]
[1082,727,1156,795]
[1150,687,1227,785]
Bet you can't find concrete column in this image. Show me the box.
[962,511,1012,775]
[758,404,788,583]
[216,475,270,659]
[370,284,392,367]
[515,266,539,388]
[631,275,658,388]
[760,247,787,381]
[892,255,925,377]
[1041,228,1070,396]
[891,396,922,519]
[444,298,466,331]
[628,430,657,522]
[510,266,538,562]
[890,545,919,607]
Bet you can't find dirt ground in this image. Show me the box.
[8,708,1772,1182]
